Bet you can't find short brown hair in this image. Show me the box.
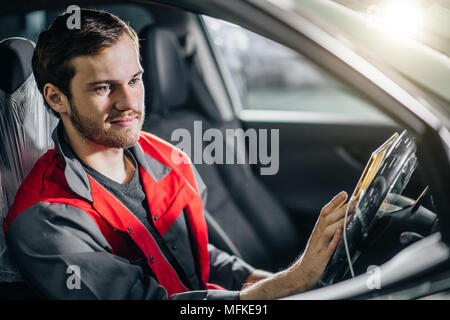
[32,8,139,117]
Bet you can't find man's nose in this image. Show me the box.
[115,85,140,111]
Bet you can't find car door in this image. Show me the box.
[201,16,429,240]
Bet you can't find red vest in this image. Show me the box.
[4,131,224,297]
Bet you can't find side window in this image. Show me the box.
[203,16,388,120]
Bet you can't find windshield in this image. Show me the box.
[331,0,450,56]
[284,0,450,116]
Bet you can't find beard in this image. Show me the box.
[68,99,145,149]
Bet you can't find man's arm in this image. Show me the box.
[240,191,355,300]
[241,269,273,290]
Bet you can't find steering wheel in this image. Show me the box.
[319,131,417,287]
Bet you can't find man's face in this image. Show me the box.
[67,34,145,149]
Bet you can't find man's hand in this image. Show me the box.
[240,191,355,300]
[295,191,356,289]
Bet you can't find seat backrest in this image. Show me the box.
[139,25,301,272]
[0,37,57,284]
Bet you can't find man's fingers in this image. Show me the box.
[326,200,357,225]
[321,191,348,216]
[327,228,342,254]
[326,212,354,254]
[324,214,353,239]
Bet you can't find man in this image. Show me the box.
[3,9,354,300]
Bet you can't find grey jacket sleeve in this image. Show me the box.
[208,244,255,291]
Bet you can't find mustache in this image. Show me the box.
[107,110,142,122]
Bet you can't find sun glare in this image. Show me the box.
[383,2,421,38]
[366,1,422,39]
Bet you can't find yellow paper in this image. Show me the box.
[352,132,400,201]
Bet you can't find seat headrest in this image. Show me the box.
[139,25,189,116]
[0,36,56,198]
[0,37,57,283]
[0,38,35,94]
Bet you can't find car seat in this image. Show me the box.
[0,37,57,298]
[139,25,302,272]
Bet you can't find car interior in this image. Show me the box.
[0,1,444,299]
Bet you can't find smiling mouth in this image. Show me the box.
[110,116,139,127]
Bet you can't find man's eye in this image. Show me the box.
[130,77,141,85]
[96,85,111,93]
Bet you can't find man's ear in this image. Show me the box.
[43,83,70,115]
